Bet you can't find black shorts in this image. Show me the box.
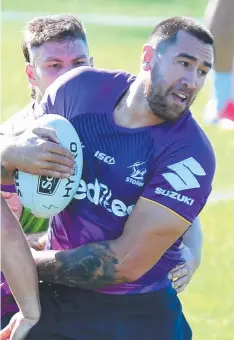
[26,282,192,340]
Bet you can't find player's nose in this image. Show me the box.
[181,71,197,90]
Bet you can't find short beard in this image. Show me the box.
[145,80,188,122]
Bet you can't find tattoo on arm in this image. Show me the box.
[37,242,126,290]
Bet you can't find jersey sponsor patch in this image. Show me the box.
[155,187,194,205]
[74,178,134,217]
[162,157,206,191]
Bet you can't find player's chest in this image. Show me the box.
[72,115,156,198]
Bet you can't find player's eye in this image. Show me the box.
[74,60,87,66]
[179,61,190,67]
[198,69,207,76]
[49,63,60,69]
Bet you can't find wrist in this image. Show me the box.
[1,138,17,173]
[21,309,41,322]
[19,296,41,321]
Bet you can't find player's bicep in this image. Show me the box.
[0,108,35,136]
[115,197,190,280]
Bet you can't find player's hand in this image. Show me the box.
[0,311,40,340]
[1,192,23,219]
[3,126,75,178]
[168,245,197,294]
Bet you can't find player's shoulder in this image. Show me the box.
[175,112,216,175]
[42,66,135,119]
[51,66,134,92]
[0,101,35,135]
[152,110,216,175]
[183,112,215,159]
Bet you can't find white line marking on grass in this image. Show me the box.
[208,189,234,205]
[1,11,202,26]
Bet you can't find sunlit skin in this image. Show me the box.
[26,38,93,100]
[144,30,214,122]
[113,31,214,129]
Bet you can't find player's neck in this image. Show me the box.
[35,91,43,104]
[114,78,164,129]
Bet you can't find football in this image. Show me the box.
[14,114,83,218]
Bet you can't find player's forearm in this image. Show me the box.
[182,217,203,269]
[34,240,131,290]
[0,135,16,184]
[1,197,41,319]
[26,232,48,250]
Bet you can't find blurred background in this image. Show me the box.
[1,1,234,339]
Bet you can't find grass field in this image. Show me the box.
[1,1,234,339]
[3,0,207,17]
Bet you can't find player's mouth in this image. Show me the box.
[169,91,188,106]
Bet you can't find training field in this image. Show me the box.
[1,1,234,339]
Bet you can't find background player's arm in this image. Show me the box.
[1,195,41,321]
[168,217,203,293]
[182,217,202,269]
[32,199,191,289]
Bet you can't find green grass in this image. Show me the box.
[2,0,207,17]
[1,15,234,340]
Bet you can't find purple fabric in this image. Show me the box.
[32,67,215,294]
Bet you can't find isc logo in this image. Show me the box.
[94,151,115,165]
[37,176,60,195]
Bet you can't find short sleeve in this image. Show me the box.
[141,143,216,224]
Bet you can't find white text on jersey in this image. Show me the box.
[155,187,194,206]
[94,151,115,165]
[74,178,134,217]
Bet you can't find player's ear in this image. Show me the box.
[25,63,37,86]
[141,44,154,72]
[89,56,94,67]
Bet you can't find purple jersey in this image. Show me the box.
[35,67,215,294]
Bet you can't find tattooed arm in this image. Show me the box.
[33,198,191,290]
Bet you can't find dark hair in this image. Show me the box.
[22,14,88,63]
[150,16,214,51]
[21,14,88,99]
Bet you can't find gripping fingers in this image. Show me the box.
[175,284,187,294]
[43,161,74,175]
[33,127,60,144]
[169,265,188,281]
[38,168,71,178]
[41,151,74,168]
[172,275,189,289]
[46,141,74,159]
